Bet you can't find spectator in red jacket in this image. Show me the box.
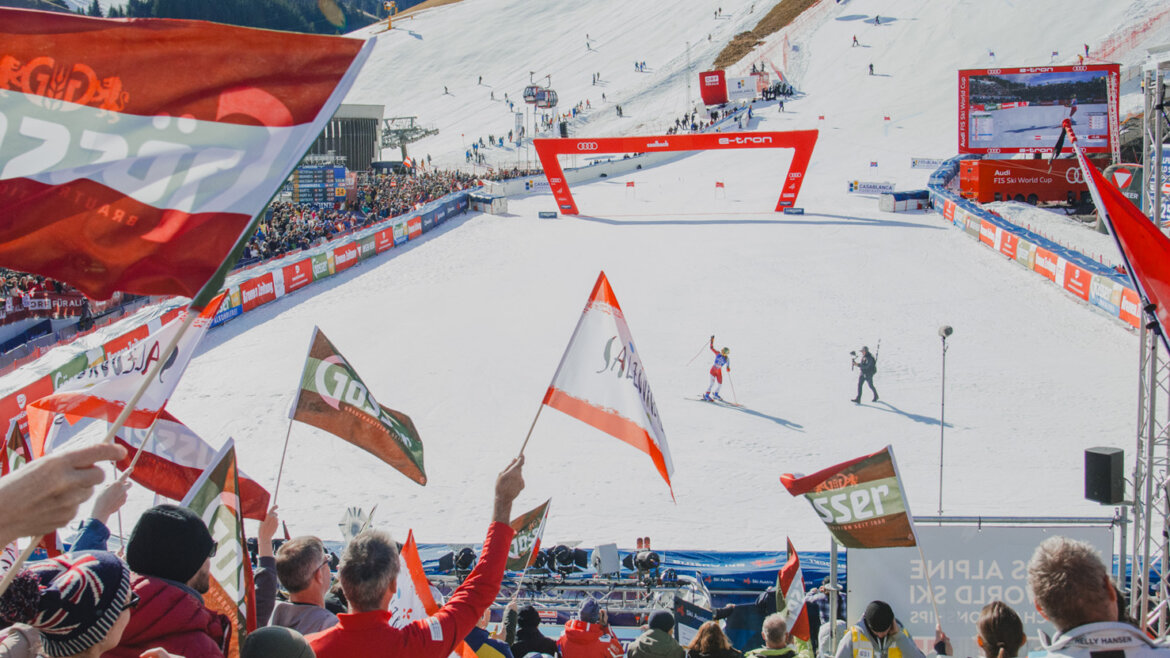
[107,505,231,658]
[307,456,525,658]
[557,599,624,658]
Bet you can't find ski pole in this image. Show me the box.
[727,370,738,405]
[685,337,711,365]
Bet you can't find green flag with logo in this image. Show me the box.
[507,499,551,571]
[291,327,426,485]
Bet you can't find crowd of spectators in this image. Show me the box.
[0,436,1160,658]
[0,272,75,299]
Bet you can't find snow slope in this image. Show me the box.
[17,0,1170,551]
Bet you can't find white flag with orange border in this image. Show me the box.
[542,271,674,498]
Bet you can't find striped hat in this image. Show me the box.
[0,551,132,657]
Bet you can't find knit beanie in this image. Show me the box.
[518,604,541,629]
[648,610,674,633]
[242,626,315,658]
[126,504,214,583]
[579,598,601,624]
[863,600,894,634]
[0,551,132,658]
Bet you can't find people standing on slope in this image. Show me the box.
[851,346,877,404]
[703,336,731,402]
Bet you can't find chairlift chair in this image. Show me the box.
[523,85,542,104]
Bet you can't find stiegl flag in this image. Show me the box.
[507,499,551,571]
[542,272,674,498]
[780,445,917,548]
[290,327,426,485]
[25,294,225,458]
[0,9,372,304]
[181,438,255,658]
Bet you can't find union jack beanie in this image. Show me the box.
[0,551,132,657]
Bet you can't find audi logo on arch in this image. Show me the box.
[577,142,599,151]
[1065,167,1085,184]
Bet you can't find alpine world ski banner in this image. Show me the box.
[1063,118,1170,352]
[542,272,674,498]
[780,446,917,548]
[777,538,810,643]
[114,410,270,520]
[507,498,551,571]
[181,438,255,658]
[290,327,426,485]
[0,9,372,302]
[25,293,225,458]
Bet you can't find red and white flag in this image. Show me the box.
[542,272,674,498]
[715,181,725,189]
[1064,118,1170,351]
[113,410,270,520]
[0,9,372,303]
[403,156,414,169]
[25,294,224,457]
[388,530,439,626]
[777,537,810,642]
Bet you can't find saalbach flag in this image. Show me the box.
[290,327,426,485]
[25,294,224,458]
[1063,118,1170,352]
[181,438,255,658]
[507,499,551,571]
[1,420,31,476]
[542,272,675,498]
[388,530,438,625]
[777,538,810,642]
[0,9,373,304]
[780,445,917,548]
[113,410,270,520]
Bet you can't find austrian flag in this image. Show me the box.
[0,9,372,301]
[542,272,674,498]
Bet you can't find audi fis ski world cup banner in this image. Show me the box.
[781,446,917,548]
[291,327,426,485]
[958,64,1119,155]
[542,272,675,498]
[0,9,373,303]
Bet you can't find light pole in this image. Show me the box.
[937,325,953,516]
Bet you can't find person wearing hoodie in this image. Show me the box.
[558,599,622,658]
[627,611,684,658]
[510,604,559,658]
[833,602,923,658]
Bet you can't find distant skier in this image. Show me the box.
[852,35,859,47]
[703,336,731,402]
[868,63,874,75]
[1069,96,1078,118]
[874,14,880,25]
[851,346,878,403]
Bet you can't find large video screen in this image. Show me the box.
[958,64,1118,154]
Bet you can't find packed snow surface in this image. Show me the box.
[23,0,1170,551]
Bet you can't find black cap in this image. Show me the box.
[126,504,214,584]
[648,610,674,633]
[518,604,541,629]
[864,600,894,634]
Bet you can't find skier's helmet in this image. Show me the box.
[861,346,869,353]
[721,347,730,356]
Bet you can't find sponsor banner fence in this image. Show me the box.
[358,235,377,261]
[240,273,276,313]
[911,158,945,170]
[927,155,1137,328]
[847,181,895,194]
[333,242,360,273]
[375,228,394,253]
[408,218,422,239]
[282,259,314,295]
[0,293,93,326]
[847,525,1112,658]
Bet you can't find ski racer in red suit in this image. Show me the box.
[704,335,731,401]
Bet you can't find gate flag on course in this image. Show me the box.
[541,271,675,499]
[780,445,917,548]
[290,327,427,485]
[0,9,372,302]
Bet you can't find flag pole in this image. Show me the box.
[914,542,942,625]
[516,404,547,457]
[270,417,296,505]
[828,538,840,654]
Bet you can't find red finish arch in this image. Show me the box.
[533,130,818,215]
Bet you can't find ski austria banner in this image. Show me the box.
[1064,118,1170,353]
[674,595,715,646]
[847,525,1113,658]
[542,272,675,498]
[778,537,810,642]
[181,438,254,658]
[25,293,225,457]
[507,499,551,571]
[0,9,372,302]
[780,446,917,548]
[113,410,270,520]
[290,327,427,485]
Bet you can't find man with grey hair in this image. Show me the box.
[1027,535,1164,658]
[308,456,525,658]
[747,613,805,658]
[269,535,339,634]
